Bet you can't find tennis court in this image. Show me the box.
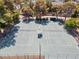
[0,20,79,59]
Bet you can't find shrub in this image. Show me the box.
[65,18,76,29]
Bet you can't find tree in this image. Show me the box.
[64,0,72,2]
[0,0,20,33]
[63,1,76,20]
[4,0,14,12]
[14,0,21,4]
[3,12,13,25]
[76,3,79,12]
[0,0,4,5]
[12,11,19,23]
[0,17,6,29]
[75,18,79,28]
[34,0,46,19]
[71,10,78,18]
[51,5,60,18]
[46,1,52,13]
[0,4,5,16]
[22,6,33,22]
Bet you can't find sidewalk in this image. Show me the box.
[0,55,45,59]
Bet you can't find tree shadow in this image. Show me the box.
[35,18,49,25]
[50,18,58,22]
[50,18,64,25]
[22,18,34,24]
[14,20,20,25]
[58,19,64,25]
[64,27,77,38]
[0,26,19,49]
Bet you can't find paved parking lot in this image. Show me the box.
[0,21,79,59]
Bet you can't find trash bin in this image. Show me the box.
[38,33,43,39]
